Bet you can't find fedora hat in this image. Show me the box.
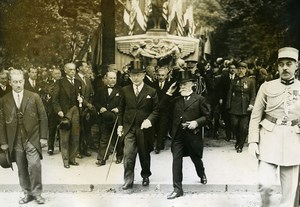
[0,149,12,169]
[101,111,116,124]
[59,117,72,130]
[177,69,195,83]
[129,60,145,74]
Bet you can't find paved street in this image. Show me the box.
[0,138,282,206]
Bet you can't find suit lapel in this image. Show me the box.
[183,94,197,111]
[61,78,72,98]
[20,90,30,112]
[137,85,147,104]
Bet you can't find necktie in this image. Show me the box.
[159,82,163,89]
[17,94,21,108]
[68,78,74,85]
[82,76,86,85]
[135,86,139,96]
[32,80,36,88]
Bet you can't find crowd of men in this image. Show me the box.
[1,46,300,206]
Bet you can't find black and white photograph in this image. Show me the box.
[1,0,300,206]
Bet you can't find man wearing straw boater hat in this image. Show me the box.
[117,60,159,190]
[160,69,210,199]
[248,47,300,206]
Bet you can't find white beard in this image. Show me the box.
[179,89,193,97]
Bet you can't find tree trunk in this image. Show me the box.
[101,0,115,65]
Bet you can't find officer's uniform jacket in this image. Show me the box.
[248,78,300,166]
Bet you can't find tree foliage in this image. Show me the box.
[0,0,101,68]
[0,0,299,68]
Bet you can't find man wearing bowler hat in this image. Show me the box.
[117,60,159,190]
[248,47,300,206]
[0,69,48,204]
[160,69,210,199]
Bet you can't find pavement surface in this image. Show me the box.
[0,138,282,206]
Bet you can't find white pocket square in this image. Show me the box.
[146,95,151,99]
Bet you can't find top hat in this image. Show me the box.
[0,149,12,169]
[278,47,299,61]
[129,60,145,74]
[101,111,116,124]
[59,117,72,130]
[177,69,195,83]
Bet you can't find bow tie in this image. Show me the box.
[281,78,294,85]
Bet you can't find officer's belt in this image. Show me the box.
[265,114,300,126]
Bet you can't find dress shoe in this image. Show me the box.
[115,159,122,164]
[167,191,183,199]
[236,148,243,153]
[82,152,91,157]
[47,149,53,155]
[234,143,239,149]
[122,183,133,190]
[69,161,79,166]
[200,174,207,184]
[77,154,83,159]
[64,164,70,168]
[35,195,45,204]
[142,177,150,186]
[95,160,105,166]
[154,149,160,154]
[19,195,34,204]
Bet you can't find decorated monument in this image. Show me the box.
[115,0,199,69]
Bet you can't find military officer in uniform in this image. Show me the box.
[248,47,300,207]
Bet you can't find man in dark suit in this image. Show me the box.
[218,64,237,141]
[117,60,159,190]
[0,69,48,204]
[94,71,123,166]
[153,66,172,153]
[160,70,210,199]
[52,62,83,168]
[0,69,12,98]
[46,68,62,155]
[24,67,40,94]
[75,61,95,158]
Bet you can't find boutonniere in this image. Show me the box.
[79,86,82,90]
[146,95,151,99]
[116,93,119,96]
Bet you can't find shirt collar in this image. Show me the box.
[281,77,294,85]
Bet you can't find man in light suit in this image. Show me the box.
[52,62,83,168]
[160,69,210,199]
[117,60,159,190]
[75,61,95,158]
[248,47,300,207]
[0,69,48,204]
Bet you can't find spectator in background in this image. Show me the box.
[47,68,62,155]
[227,62,256,153]
[52,63,82,168]
[153,66,173,154]
[94,71,123,166]
[0,69,12,98]
[75,61,95,158]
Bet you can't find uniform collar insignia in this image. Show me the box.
[281,78,294,85]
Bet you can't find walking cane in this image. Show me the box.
[105,135,121,181]
[103,115,118,161]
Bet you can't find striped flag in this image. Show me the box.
[123,9,130,26]
[144,0,152,27]
[183,6,195,37]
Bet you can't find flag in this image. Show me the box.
[204,30,212,56]
[132,0,147,31]
[123,9,130,26]
[144,0,152,26]
[183,6,195,37]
